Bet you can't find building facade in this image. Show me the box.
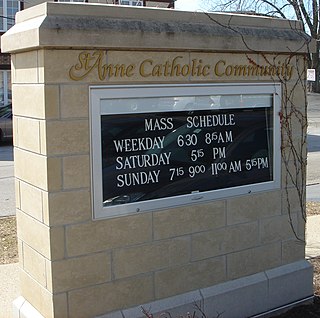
[0,0,21,107]
[24,0,174,9]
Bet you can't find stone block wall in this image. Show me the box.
[2,3,312,317]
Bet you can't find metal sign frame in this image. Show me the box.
[90,83,281,219]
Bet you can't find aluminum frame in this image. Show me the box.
[90,83,281,219]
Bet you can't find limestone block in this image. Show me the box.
[202,272,268,318]
[14,148,47,190]
[60,84,89,119]
[38,121,46,155]
[227,191,281,225]
[282,239,305,264]
[42,49,101,84]
[68,274,154,318]
[15,117,41,153]
[18,239,23,267]
[16,210,50,258]
[45,120,89,156]
[13,296,45,318]
[12,84,59,120]
[14,148,62,191]
[2,3,308,54]
[281,115,308,141]
[97,311,123,318]
[12,84,46,119]
[192,221,259,261]
[153,201,225,240]
[16,210,65,260]
[121,290,202,318]
[281,82,308,141]
[22,244,47,288]
[45,85,61,119]
[265,260,313,309]
[12,50,39,84]
[13,116,18,146]
[47,157,63,192]
[66,213,152,257]
[260,214,298,244]
[283,76,308,103]
[20,270,68,318]
[282,135,307,159]
[15,179,20,209]
[43,189,91,226]
[282,187,304,215]
[20,181,43,222]
[113,237,190,279]
[227,243,282,280]
[154,256,226,299]
[50,253,111,293]
[297,210,306,238]
[281,159,306,189]
[62,155,90,189]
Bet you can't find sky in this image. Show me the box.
[175,0,205,12]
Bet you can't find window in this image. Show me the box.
[0,0,20,32]
[119,0,143,6]
[55,0,87,2]
[0,70,11,107]
[90,83,281,219]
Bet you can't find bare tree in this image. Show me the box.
[202,0,320,92]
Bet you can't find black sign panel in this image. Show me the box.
[101,107,273,207]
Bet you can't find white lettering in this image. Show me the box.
[145,117,174,131]
[117,170,160,187]
[115,152,171,170]
[186,114,236,128]
[113,136,165,153]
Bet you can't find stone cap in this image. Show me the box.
[1,2,312,53]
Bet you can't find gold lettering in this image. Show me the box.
[259,65,266,76]
[69,51,105,81]
[69,51,137,81]
[225,65,233,76]
[268,65,277,77]
[247,65,259,76]
[69,52,294,81]
[191,59,198,76]
[233,65,247,76]
[170,56,183,76]
[114,64,126,77]
[152,64,163,77]
[103,64,114,78]
[181,64,190,76]
[140,59,153,77]
[286,65,293,81]
[202,65,211,76]
[126,64,135,77]
[214,60,225,77]
[163,61,171,76]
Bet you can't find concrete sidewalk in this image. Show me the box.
[1,215,320,318]
[306,215,320,259]
[0,263,20,318]
[306,183,320,202]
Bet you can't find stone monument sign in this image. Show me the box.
[1,3,313,317]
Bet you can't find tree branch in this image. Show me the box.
[260,0,287,18]
[298,0,314,34]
